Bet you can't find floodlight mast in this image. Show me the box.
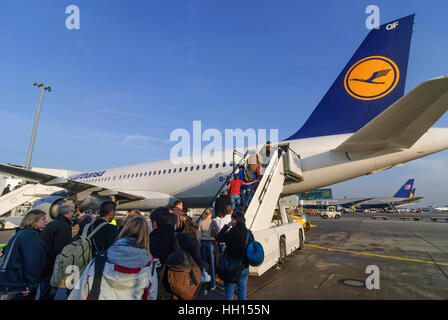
[25,82,52,171]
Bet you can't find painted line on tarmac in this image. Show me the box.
[305,244,448,266]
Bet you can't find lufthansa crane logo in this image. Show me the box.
[344,56,399,100]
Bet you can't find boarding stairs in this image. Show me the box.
[0,183,63,216]
[199,150,253,220]
[241,144,304,231]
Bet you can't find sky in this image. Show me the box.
[0,0,447,207]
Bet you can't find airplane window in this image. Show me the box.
[148,172,151,176]
[158,170,161,175]
[196,166,200,170]
[168,169,171,174]
[185,167,188,172]
[190,166,194,171]
[144,172,147,177]
[153,171,157,175]
[140,173,143,177]
[179,168,182,172]
[223,162,226,167]
[131,174,134,178]
[216,164,219,168]
[209,164,213,169]
[163,170,166,174]
[202,165,206,170]
[127,174,130,178]
[173,168,177,173]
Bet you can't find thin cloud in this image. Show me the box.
[119,133,166,146]
[98,109,150,118]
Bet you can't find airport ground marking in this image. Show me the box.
[305,244,448,266]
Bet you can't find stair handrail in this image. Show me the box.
[197,150,252,222]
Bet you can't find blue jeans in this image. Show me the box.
[230,194,241,212]
[200,241,216,289]
[244,188,254,205]
[224,267,249,300]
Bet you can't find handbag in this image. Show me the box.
[216,230,250,283]
[246,231,264,267]
[216,248,245,283]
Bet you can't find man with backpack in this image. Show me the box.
[40,201,75,300]
[50,201,118,290]
[76,200,119,256]
[237,166,258,210]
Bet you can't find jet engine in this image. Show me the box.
[32,195,66,221]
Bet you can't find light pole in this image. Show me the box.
[25,82,52,171]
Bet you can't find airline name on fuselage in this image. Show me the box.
[70,170,106,181]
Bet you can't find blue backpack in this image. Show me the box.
[246,231,264,267]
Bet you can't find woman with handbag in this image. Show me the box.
[215,213,249,300]
[0,210,47,300]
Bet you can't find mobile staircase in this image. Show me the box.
[210,144,306,276]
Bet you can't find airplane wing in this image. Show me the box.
[336,198,374,208]
[333,76,448,153]
[0,163,143,203]
[394,196,424,206]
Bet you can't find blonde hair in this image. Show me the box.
[123,210,142,227]
[202,208,212,220]
[118,216,150,254]
[20,210,46,230]
[182,217,199,241]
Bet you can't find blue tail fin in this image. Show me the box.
[287,15,414,140]
[394,179,415,198]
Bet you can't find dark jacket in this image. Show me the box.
[216,223,249,268]
[215,194,232,217]
[0,228,47,292]
[1,187,10,196]
[150,224,203,269]
[41,214,73,277]
[77,218,118,256]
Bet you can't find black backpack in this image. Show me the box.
[243,169,255,182]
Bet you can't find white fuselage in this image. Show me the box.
[71,128,448,209]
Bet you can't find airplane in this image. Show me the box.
[300,179,423,211]
[1,15,448,221]
[349,179,423,211]
[432,204,448,212]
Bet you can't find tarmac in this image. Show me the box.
[247,212,448,299]
[1,211,447,300]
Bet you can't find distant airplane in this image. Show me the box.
[433,204,448,212]
[301,179,423,211]
[0,15,447,220]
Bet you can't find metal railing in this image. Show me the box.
[197,150,251,222]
